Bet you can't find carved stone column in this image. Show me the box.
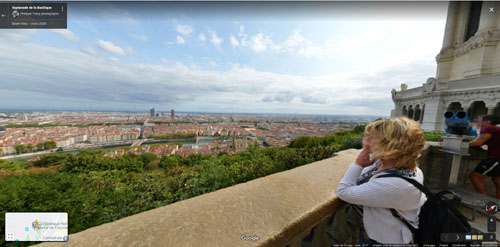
[461,101,472,115]
[487,105,496,115]
[442,1,458,49]
[478,2,498,34]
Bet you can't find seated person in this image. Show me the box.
[469,115,500,199]
[336,117,427,244]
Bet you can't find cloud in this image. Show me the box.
[0,33,437,115]
[199,33,206,41]
[0,30,36,42]
[232,28,300,54]
[231,26,278,53]
[283,30,305,48]
[210,31,222,45]
[237,25,249,46]
[229,34,239,47]
[225,20,444,65]
[130,34,149,41]
[176,36,185,44]
[93,3,137,23]
[250,33,267,52]
[301,96,328,104]
[250,33,280,52]
[298,45,324,57]
[97,40,132,56]
[51,29,78,42]
[165,36,185,45]
[261,91,295,103]
[79,45,96,55]
[177,24,193,36]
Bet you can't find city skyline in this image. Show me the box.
[0,2,448,116]
[0,108,385,118]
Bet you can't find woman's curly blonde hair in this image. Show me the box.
[365,117,425,170]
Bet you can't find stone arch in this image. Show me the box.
[446,102,464,112]
[469,101,488,122]
[494,102,500,118]
[402,105,408,117]
[408,105,414,119]
[414,104,421,122]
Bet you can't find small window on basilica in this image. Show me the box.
[465,1,482,42]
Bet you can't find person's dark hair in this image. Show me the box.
[482,115,500,125]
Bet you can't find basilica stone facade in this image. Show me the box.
[391,1,500,131]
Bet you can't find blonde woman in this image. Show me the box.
[336,117,427,244]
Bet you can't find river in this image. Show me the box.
[4,138,217,162]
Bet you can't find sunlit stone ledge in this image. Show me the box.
[35,149,361,247]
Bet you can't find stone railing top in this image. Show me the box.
[394,86,424,99]
[425,141,487,157]
[36,149,360,247]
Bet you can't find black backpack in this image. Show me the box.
[378,174,473,244]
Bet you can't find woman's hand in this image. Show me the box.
[355,136,376,167]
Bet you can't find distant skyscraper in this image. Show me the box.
[171,109,175,119]
[150,108,155,118]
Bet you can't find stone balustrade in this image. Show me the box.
[419,142,493,196]
[394,87,426,100]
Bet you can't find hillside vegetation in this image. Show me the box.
[0,126,368,246]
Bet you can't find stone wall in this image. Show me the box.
[35,149,360,247]
[419,142,494,197]
[29,143,499,247]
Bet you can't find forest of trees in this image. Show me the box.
[14,141,57,154]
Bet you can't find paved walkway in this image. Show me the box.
[448,188,500,244]
[0,149,55,160]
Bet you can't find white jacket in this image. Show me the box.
[336,162,427,244]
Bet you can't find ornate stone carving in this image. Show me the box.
[422,78,438,93]
[452,30,500,58]
[461,101,473,109]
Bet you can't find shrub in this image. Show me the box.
[0,124,371,246]
[0,160,33,171]
[341,135,363,150]
[424,131,446,141]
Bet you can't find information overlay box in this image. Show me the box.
[5,212,68,242]
[0,2,67,29]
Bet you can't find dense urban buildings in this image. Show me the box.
[0,111,377,157]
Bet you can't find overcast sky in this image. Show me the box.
[0,2,448,116]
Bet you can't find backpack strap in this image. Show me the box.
[377,173,437,202]
[377,173,431,235]
[389,208,417,233]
